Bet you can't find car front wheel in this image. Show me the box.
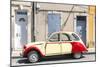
[73,52,82,59]
[28,51,39,63]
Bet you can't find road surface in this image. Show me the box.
[11,53,96,66]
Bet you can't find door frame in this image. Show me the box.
[74,13,88,47]
[12,5,32,51]
[14,9,28,50]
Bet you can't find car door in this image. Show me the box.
[45,33,61,56]
[60,33,72,54]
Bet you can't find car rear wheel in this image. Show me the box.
[73,52,82,59]
[28,51,39,63]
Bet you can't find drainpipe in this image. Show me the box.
[31,2,35,42]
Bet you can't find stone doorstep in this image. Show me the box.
[87,48,96,53]
[11,48,96,58]
[11,50,22,58]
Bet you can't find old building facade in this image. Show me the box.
[11,1,96,51]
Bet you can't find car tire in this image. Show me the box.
[73,52,82,59]
[28,51,39,63]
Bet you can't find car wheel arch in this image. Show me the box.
[26,47,44,58]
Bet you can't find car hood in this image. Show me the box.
[25,41,46,47]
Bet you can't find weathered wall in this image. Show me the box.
[88,6,96,48]
[35,2,88,41]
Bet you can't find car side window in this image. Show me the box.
[71,33,80,41]
[49,33,60,42]
[60,33,71,41]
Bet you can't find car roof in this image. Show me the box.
[52,31,77,35]
[48,31,80,39]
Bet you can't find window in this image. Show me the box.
[60,33,71,41]
[48,14,61,37]
[17,11,27,15]
[49,33,60,42]
[71,33,80,41]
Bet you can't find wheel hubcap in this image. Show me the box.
[29,54,38,62]
[74,53,81,58]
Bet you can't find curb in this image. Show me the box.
[83,52,96,55]
[11,56,23,58]
[11,52,96,58]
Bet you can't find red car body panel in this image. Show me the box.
[23,45,45,57]
[71,42,87,53]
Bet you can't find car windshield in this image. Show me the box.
[71,33,80,41]
[48,33,60,42]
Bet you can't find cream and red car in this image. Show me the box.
[22,32,87,63]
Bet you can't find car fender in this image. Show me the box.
[71,42,88,53]
[24,45,45,57]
